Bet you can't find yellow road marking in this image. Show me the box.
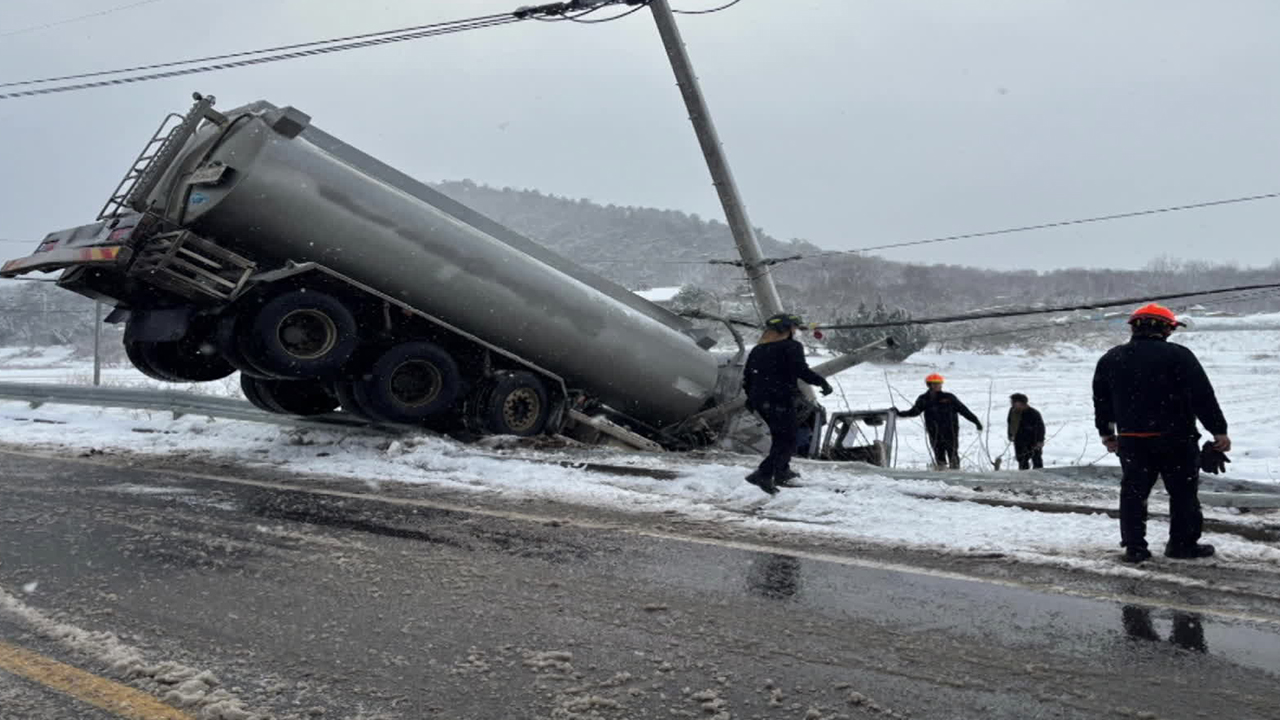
[0,639,195,720]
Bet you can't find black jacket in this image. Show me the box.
[899,391,980,440]
[1007,406,1045,446]
[743,339,828,406]
[1092,335,1227,439]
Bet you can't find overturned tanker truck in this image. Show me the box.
[2,94,889,450]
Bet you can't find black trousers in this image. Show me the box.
[928,432,960,469]
[1117,437,1202,550]
[756,400,798,480]
[1015,442,1043,470]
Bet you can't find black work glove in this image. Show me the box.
[820,383,834,396]
[975,421,984,431]
[1200,441,1230,474]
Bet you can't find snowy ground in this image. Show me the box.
[0,315,1277,581]
[828,312,1280,482]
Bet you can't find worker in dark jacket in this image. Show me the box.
[742,313,833,495]
[1093,303,1231,564]
[1007,393,1046,470]
[898,374,982,470]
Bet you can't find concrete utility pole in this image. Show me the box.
[648,0,784,321]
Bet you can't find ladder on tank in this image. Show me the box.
[97,94,226,221]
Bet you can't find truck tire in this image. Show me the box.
[333,381,375,421]
[243,290,359,379]
[240,374,284,413]
[124,340,169,382]
[482,371,550,437]
[216,314,279,380]
[352,341,460,424]
[125,339,235,382]
[241,375,339,416]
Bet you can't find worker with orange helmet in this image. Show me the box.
[897,373,982,470]
[1093,303,1230,564]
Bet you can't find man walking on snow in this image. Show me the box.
[898,374,982,470]
[1007,393,1046,470]
[1093,303,1231,564]
[742,313,833,495]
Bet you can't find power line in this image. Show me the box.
[0,11,515,90]
[833,192,1280,257]
[673,0,745,15]
[569,1,652,23]
[0,16,524,100]
[814,282,1280,330]
[590,192,1280,268]
[930,286,1280,344]
[0,0,167,39]
[693,191,1280,267]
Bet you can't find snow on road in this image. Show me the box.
[0,396,1277,581]
[0,316,1277,579]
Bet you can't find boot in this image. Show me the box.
[745,470,778,496]
[1121,546,1153,564]
[1164,543,1215,559]
[775,470,801,488]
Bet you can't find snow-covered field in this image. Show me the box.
[0,314,1277,579]
[829,312,1280,482]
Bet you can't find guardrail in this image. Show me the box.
[0,382,379,433]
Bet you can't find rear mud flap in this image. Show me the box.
[123,307,195,343]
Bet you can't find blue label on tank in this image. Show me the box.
[189,192,208,206]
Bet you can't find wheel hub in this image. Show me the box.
[502,387,541,433]
[277,309,338,360]
[389,360,444,407]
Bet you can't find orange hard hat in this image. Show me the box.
[925,373,945,384]
[1129,303,1185,327]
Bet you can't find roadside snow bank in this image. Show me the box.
[1,401,1277,578]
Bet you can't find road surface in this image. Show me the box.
[1,448,1278,719]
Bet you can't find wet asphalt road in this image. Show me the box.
[1,449,1279,720]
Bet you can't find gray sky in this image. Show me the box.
[2,0,1278,271]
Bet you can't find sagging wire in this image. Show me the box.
[673,0,746,14]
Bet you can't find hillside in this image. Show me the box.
[433,180,1280,328]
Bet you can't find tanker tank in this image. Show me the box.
[144,101,720,428]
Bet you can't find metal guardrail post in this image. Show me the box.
[92,302,102,386]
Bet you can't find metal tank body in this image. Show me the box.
[147,101,720,427]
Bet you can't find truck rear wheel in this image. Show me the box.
[241,375,339,416]
[482,371,550,437]
[125,338,235,383]
[216,314,278,380]
[352,341,460,424]
[240,374,283,413]
[333,381,375,421]
[243,290,359,379]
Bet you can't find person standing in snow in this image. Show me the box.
[1092,303,1231,564]
[1007,393,1046,469]
[897,374,982,470]
[742,313,833,495]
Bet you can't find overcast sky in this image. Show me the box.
[2,0,1278,272]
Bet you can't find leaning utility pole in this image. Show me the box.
[647,0,783,321]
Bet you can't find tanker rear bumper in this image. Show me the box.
[0,245,129,277]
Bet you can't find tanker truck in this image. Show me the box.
[2,93,731,447]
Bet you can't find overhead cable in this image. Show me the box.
[0,1,650,100]
[0,16,523,100]
[700,191,1280,266]
[0,0,167,39]
[673,0,745,15]
[814,282,1280,330]
[0,11,516,90]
